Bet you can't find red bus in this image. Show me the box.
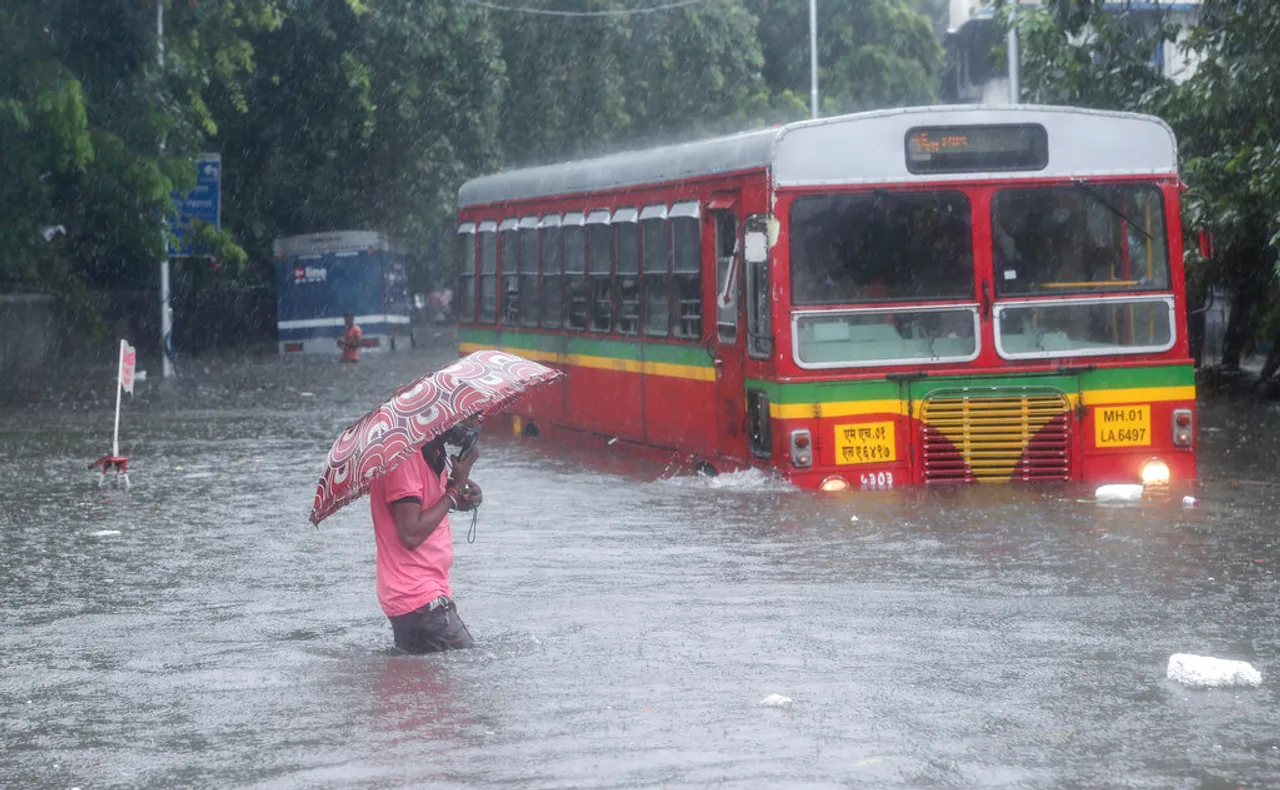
[454,106,1196,490]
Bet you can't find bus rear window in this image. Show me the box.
[790,191,973,306]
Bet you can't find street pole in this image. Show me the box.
[809,0,819,119]
[1007,3,1020,105]
[158,0,174,378]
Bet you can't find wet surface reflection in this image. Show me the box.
[1,343,1277,788]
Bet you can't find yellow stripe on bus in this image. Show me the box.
[1081,386,1196,405]
[459,343,713,382]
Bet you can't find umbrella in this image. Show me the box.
[309,349,564,525]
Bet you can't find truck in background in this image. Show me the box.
[273,230,412,355]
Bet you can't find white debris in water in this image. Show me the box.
[88,530,121,537]
[760,693,794,709]
[1183,495,1199,508]
[299,392,315,398]
[1167,653,1262,689]
[1095,483,1144,502]
[850,515,860,523]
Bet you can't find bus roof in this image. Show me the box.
[457,105,1178,209]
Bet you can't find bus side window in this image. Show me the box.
[641,206,670,338]
[455,225,477,324]
[499,220,519,325]
[478,225,498,324]
[564,223,587,331]
[588,218,613,332]
[745,214,772,358]
[713,209,737,343]
[519,220,539,328]
[671,211,701,340]
[615,216,640,336]
[540,220,563,329]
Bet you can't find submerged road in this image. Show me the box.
[1,341,1277,789]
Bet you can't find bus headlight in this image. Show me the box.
[1140,458,1171,486]
[819,475,850,492]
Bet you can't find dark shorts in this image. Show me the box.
[388,596,474,654]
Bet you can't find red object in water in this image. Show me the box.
[309,350,564,525]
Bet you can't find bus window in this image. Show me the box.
[615,209,640,336]
[641,205,670,338]
[519,218,540,328]
[540,216,563,329]
[992,184,1169,296]
[564,218,587,331]
[587,211,613,332]
[788,191,972,305]
[479,223,498,324]
[671,205,701,340]
[745,215,771,359]
[499,219,519,325]
[455,224,477,323]
[714,210,737,343]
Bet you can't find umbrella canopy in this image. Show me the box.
[310,350,564,525]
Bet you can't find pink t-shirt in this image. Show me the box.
[368,452,453,616]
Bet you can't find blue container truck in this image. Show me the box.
[274,231,412,354]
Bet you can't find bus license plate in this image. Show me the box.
[835,421,897,465]
[1095,405,1151,447]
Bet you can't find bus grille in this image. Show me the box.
[920,389,1072,484]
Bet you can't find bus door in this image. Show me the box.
[709,202,748,461]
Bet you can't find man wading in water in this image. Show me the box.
[368,426,483,653]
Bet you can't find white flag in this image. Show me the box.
[119,339,137,395]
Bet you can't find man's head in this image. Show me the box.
[344,312,355,327]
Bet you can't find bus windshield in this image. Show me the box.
[789,191,973,306]
[992,183,1169,296]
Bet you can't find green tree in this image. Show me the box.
[748,0,942,121]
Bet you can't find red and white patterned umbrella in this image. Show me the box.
[309,350,563,525]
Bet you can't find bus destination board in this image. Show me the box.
[905,124,1048,174]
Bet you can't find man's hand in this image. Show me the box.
[455,480,483,511]
[450,443,480,483]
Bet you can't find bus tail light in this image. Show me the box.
[819,475,850,492]
[790,429,812,468]
[1172,409,1193,446]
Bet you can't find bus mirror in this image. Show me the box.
[744,230,768,264]
[1197,229,1215,259]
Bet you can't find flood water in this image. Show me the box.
[2,338,1278,789]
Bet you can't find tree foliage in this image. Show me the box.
[0,0,946,338]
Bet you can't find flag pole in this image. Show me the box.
[113,338,124,458]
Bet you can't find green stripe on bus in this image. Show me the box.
[747,364,1194,402]
[459,326,710,369]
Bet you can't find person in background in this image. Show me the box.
[340,313,362,363]
[368,426,483,654]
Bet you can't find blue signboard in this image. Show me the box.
[168,153,221,256]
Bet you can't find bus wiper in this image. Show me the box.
[1070,179,1152,240]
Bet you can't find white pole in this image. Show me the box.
[1007,4,1020,105]
[113,340,124,457]
[809,0,820,119]
[158,0,174,379]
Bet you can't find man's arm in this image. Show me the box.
[389,491,456,550]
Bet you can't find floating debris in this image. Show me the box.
[759,693,794,709]
[88,530,121,538]
[1182,495,1199,508]
[1094,483,1144,502]
[1167,653,1262,689]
